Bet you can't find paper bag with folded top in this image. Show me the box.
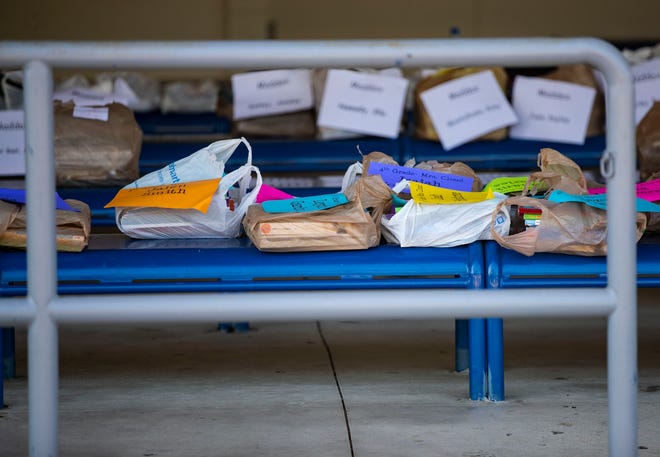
[243,197,379,252]
[0,199,91,252]
[54,101,142,186]
[243,174,392,253]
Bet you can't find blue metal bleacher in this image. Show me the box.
[0,234,487,399]
[483,235,660,401]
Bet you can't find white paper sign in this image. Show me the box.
[73,105,110,121]
[0,110,25,176]
[232,69,314,120]
[509,76,596,145]
[316,69,408,139]
[632,58,660,124]
[420,70,518,150]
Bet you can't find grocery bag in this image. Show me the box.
[381,190,509,248]
[637,102,660,181]
[110,138,261,239]
[489,196,647,257]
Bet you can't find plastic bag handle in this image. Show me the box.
[217,163,263,213]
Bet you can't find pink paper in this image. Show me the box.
[256,184,295,203]
[587,178,660,202]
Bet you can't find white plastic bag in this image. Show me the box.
[115,137,261,239]
[381,192,510,248]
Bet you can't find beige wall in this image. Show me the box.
[1,0,658,42]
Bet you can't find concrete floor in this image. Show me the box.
[1,290,658,457]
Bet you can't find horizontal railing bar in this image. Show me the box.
[47,288,617,324]
[0,37,623,70]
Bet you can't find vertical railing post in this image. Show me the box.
[24,60,59,457]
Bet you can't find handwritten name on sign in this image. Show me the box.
[548,189,660,213]
[509,76,596,145]
[632,57,660,124]
[316,69,409,139]
[232,69,314,120]
[105,178,221,213]
[262,192,349,213]
[410,182,495,205]
[367,162,473,191]
[419,70,518,150]
[0,110,25,176]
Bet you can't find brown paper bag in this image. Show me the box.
[243,197,380,252]
[55,101,143,186]
[414,67,509,142]
[490,196,646,257]
[0,199,91,252]
[524,148,588,196]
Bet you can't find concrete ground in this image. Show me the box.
[1,289,658,457]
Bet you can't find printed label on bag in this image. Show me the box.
[262,192,348,213]
[410,181,494,204]
[104,178,221,213]
[367,162,473,191]
[548,189,660,212]
[73,105,109,121]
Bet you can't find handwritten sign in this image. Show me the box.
[105,178,221,213]
[632,58,660,124]
[262,192,348,213]
[256,184,295,203]
[410,182,494,204]
[316,69,408,139]
[0,110,25,176]
[548,189,660,212]
[588,177,660,202]
[483,176,530,194]
[367,161,473,191]
[509,76,596,144]
[232,69,314,120]
[0,187,77,211]
[419,70,518,150]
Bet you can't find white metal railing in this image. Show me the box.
[0,38,637,457]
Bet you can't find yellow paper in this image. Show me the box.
[104,178,221,213]
[410,181,494,204]
[483,176,529,194]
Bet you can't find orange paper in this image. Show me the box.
[105,178,221,213]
